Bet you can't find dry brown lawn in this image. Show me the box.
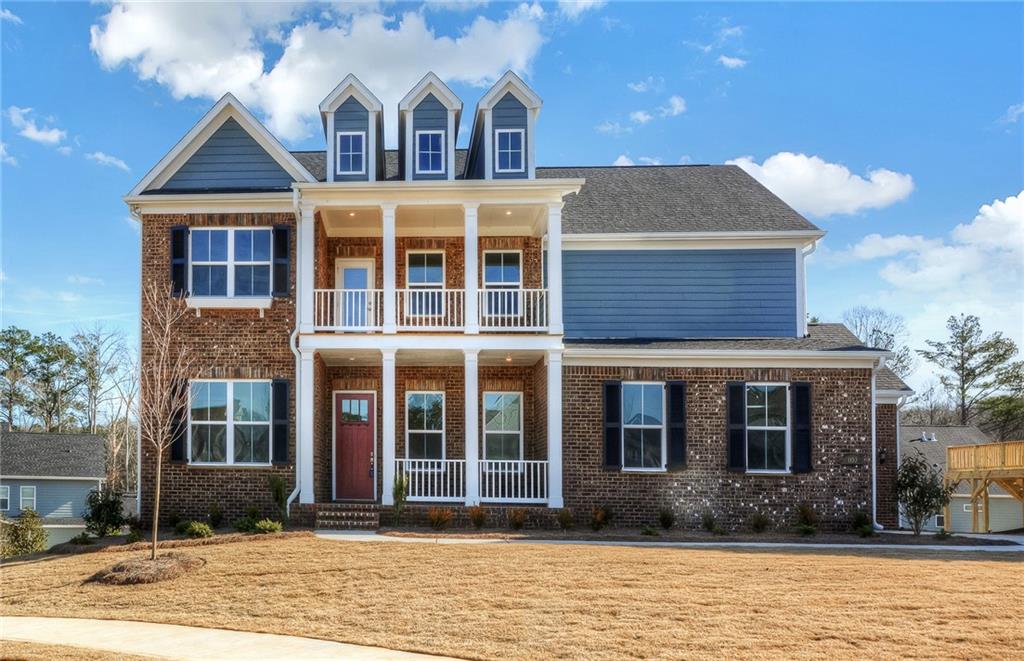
[0,641,153,660]
[1,536,1021,660]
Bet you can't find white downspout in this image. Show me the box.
[286,187,302,511]
[871,359,882,530]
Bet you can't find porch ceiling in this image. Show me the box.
[317,348,545,367]
[319,203,546,238]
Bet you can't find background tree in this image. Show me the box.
[977,395,1024,441]
[138,281,195,560]
[843,306,915,378]
[919,314,1022,425]
[72,324,126,434]
[0,327,37,429]
[28,333,84,432]
[901,380,958,426]
[105,352,139,491]
[896,450,956,535]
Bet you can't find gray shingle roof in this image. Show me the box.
[0,432,106,479]
[900,426,994,495]
[876,366,913,392]
[565,323,881,353]
[288,150,820,235]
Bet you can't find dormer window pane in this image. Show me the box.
[336,132,365,175]
[416,131,444,174]
[495,129,524,173]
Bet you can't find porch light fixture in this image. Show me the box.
[505,353,513,363]
[505,210,512,216]
[348,212,356,217]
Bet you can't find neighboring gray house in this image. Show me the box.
[900,425,1024,533]
[0,431,106,547]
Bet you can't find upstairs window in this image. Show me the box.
[495,128,524,173]
[406,392,444,460]
[745,384,789,473]
[20,485,36,512]
[336,131,365,175]
[189,380,272,466]
[483,251,522,316]
[406,251,444,316]
[190,228,271,297]
[483,392,522,461]
[415,130,445,175]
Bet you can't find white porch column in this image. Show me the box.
[381,348,397,505]
[299,205,316,333]
[464,204,480,334]
[298,348,315,504]
[546,350,564,508]
[382,204,397,334]
[464,349,480,505]
[546,202,564,335]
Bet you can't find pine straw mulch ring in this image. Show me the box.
[89,552,206,585]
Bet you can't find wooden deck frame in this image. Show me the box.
[944,441,1024,533]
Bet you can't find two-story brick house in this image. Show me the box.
[127,71,910,531]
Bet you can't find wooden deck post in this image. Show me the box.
[982,479,990,533]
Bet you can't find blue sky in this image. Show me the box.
[1,1,1021,390]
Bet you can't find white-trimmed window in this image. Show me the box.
[964,503,983,513]
[190,228,271,297]
[20,485,36,512]
[0,486,9,511]
[746,383,790,473]
[622,382,665,470]
[483,251,522,316]
[415,130,445,175]
[935,513,945,528]
[406,250,444,316]
[189,380,272,465]
[495,128,524,173]
[336,131,366,175]
[406,392,444,460]
[483,392,522,461]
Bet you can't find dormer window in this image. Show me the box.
[415,130,445,175]
[336,131,366,175]
[495,129,524,174]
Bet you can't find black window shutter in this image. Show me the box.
[603,381,622,469]
[271,379,289,464]
[170,225,189,297]
[791,382,813,473]
[169,379,187,463]
[726,381,746,472]
[272,226,290,298]
[667,381,687,470]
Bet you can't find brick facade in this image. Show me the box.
[561,365,875,531]
[874,403,899,528]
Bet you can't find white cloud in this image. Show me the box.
[558,0,606,20]
[595,121,631,136]
[6,106,67,146]
[67,275,105,286]
[626,76,663,93]
[90,2,546,145]
[999,102,1024,125]
[86,151,131,172]
[612,154,634,166]
[0,143,16,166]
[56,291,82,303]
[629,110,652,124]
[612,155,662,166]
[424,0,491,11]
[658,95,686,117]
[717,55,747,69]
[637,156,662,165]
[1,8,22,24]
[726,151,914,218]
[57,146,73,156]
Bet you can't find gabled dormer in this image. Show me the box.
[399,73,462,181]
[465,71,542,181]
[319,74,384,182]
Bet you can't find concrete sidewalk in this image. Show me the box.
[0,616,457,660]
[315,530,1024,553]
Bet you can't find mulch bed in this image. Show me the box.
[90,552,206,585]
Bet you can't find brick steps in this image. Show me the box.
[315,503,381,530]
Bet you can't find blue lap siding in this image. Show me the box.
[161,118,293,191]
[411,93,448,180]
[491,93,527,179]
[0,478,100,519]
[562,249,798,338]
[333,96,371,182]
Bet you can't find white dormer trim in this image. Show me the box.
[319,74,383,114]
[127,93,316,196]
[320,75,382,182]
[400,73,462,181]
[399,72,462,113]
[468,71,542,181]
[477,70,542,111]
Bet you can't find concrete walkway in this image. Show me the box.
[0,616,456,660]
[315,530,1024,553]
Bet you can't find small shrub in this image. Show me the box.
[658,507,676,530]
[166,510,181,528]
[748,513,771,534]
[590,505,611,531]
[796,503,818,528]
[125,529,143,544]
[174,520,189,535]
[253,519,283,534]
[0,511,48,558]
[392,473,409,526]
[268,475,288,520]
[898,450,956,535]
[234,516,257,533]
[468,506,487,529]
[641,524,659,537]
[857,524,875,538]
[427,507,453,531]
[556,508,574,531]
[797,524,817,537]
[712,525,728,536]
[124,515,142,533]
[70,531,94,545]
[183,521,214,539]
[701,510,716,533]
[508,508,527,530]
[207,504,224,529]
[850,511,872,531]
[83,485,125,538]
[935,528,951,540]
[245,506,261,520]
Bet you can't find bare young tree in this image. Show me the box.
[103,352,139,491]
[843,306,915,378]
[901,380,957,426]
[72,324,127,434]
[138,281,195,560]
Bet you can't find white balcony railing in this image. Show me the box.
[395,459,465,502]
[479,289,548,332]
[314,289,383,331]
[479,460,549,504]
[397,288,465,331]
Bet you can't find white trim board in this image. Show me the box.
[561,231,824,251]
[319,74,383,113]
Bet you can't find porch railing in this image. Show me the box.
[397,288,465,331]
[478,289,548,332]
[948,441,1024,473]
[313,289,383,331]
[479,460,549,504]
[395,459,465,502]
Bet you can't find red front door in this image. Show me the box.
[335,393,375,500]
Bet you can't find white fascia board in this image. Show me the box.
[124,191,294,216]
[294,178,583,207]
[319,74,383,113]
[562,347,890,369]
[299,333,564,353]
[562,230,825,251]
[128,94,315,197]
[478,70,542,110]
[400,72,463,117]
[876,388,914,404]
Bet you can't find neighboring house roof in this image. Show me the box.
[564,323,880,353]
[900,425,995,496]
[0,431,106,479]
[876,366,913,393]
